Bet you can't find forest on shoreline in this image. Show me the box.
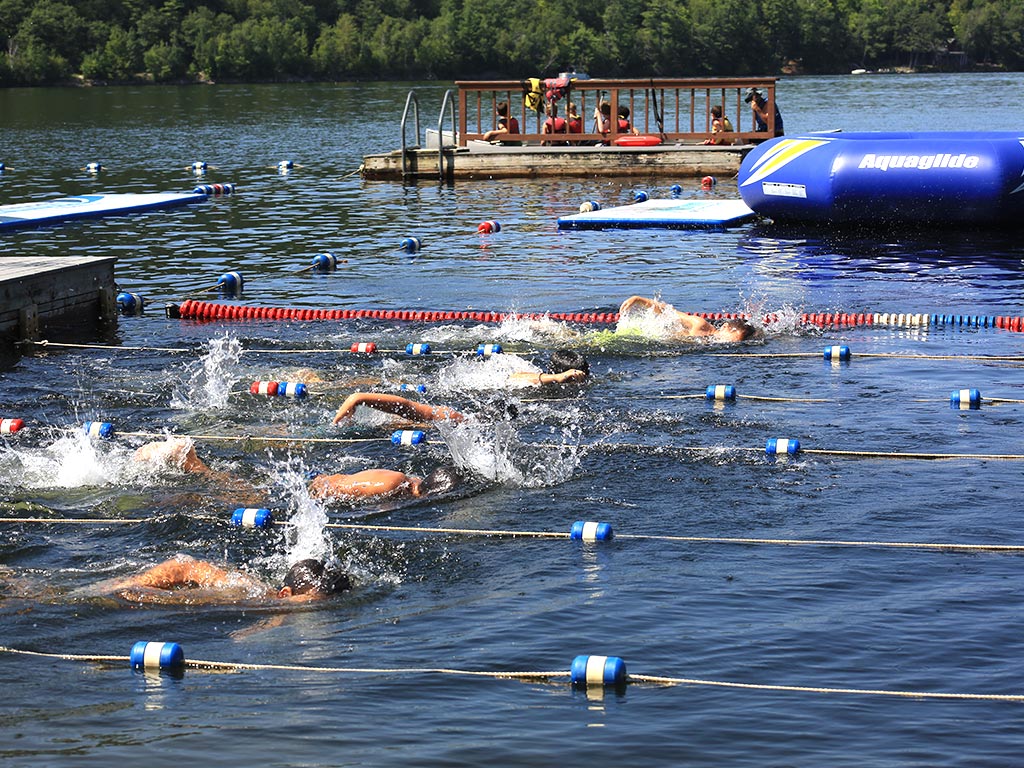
[1,0,1021,87]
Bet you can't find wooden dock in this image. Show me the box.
[0,256,118,347]
[362,142,752,181]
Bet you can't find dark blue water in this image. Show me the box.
[3,74,1024,766]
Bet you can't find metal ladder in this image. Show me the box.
[399,89,458,181]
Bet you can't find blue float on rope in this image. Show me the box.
[570,521,614,541]
[570,655,627,689]
[766,437,800,455]
[476,343,502,357]
[824,344,851,361]
[705,384,736,402]
[391,429,426,446]
[400,236,422,254]
[193,183,234,196]
[130,641,185,672]
[406,343,431,355]
[633,190,649,203]
[950,388,982,410]
[83,421,114,439]
[276,382,308,399]
[670,184,683,195]
[116,292,144,316]
[231,507,273,528]
[311,252,337,272]
[216,271,243,295]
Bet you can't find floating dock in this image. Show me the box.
[0,190,213,232]
[0,256,118,345]
[558,198,757,230]
[362,143,752,181]
[364,76,777,181]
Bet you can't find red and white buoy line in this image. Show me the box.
[167,300,1024,332]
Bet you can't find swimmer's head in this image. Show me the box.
[715,319,759,342]
[549,349,589,377]
[416,465,463,497]
[279,558,351,599]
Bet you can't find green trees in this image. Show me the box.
[0,0,1020,86]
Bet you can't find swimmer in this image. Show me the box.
[507,349,590,387]
[308,465,462,500]
[131,436,458,504]
[109,555,351,604]
[332,392,464,425]
[618,296,758,342]
[133,436,213,474]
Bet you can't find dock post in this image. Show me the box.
[18,304,39,343]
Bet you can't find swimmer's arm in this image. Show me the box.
[673,313,717,336]
[508,370,587,386]
[114,558,233,590]
[332,393,463,424]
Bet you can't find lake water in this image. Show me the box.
[2,72,1024,766]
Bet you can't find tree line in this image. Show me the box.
[0,0,1020,86]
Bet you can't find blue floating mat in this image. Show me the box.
[0,191,209,231]
[557,198,757,230]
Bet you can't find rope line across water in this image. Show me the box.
[4,517,1024,553]
[2,646,1021,701]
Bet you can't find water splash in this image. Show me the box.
[170,334,243,411]
[0,430,124,489]
[435,353,537,392]
[438,416,581,488]
[266,456,331,566]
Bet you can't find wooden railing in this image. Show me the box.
[455,77,780,147]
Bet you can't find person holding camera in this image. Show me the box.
[744,87,784,139]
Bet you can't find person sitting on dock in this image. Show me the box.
[745,88,784,138]
[567,103,583,138]
[481,101,521,144]
[702,105,734,145]
[618,296,759,342]
[110,555,351,604]
[542,102,570,145]
[617,106,640,135]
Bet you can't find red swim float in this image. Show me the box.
[613,135,662,147]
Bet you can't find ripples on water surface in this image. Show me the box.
[2,74,1024,766]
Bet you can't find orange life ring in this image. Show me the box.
[613,135,662,147]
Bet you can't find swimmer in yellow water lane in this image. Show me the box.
[618,296,759,342]
[109,556,351,604]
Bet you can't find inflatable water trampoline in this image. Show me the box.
[738,132,1024,226]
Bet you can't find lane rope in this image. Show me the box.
[168,301,1024,334]
[1,646,1021,701]
[4,516,1024,553]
